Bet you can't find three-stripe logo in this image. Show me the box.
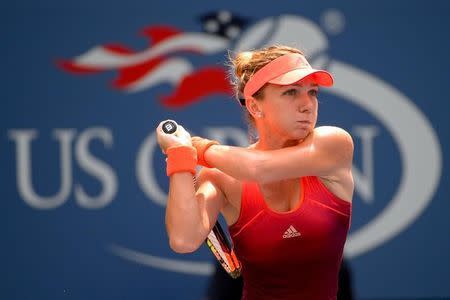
[282,225,301,239]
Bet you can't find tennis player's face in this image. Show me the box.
[261,79,319,139]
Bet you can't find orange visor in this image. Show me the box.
[242,53,334,102]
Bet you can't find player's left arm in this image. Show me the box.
[204,126,353,183]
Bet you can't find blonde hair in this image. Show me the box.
[227,45,305,142]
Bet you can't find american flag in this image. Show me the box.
[56,11,248,108]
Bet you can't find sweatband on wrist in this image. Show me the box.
[166,146,197,176]
[192,137,219,168]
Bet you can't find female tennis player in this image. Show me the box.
[156,45,354,300]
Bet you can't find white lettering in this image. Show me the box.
[8,129,75,209]
[74,127,117,209]
[351,125,379,203]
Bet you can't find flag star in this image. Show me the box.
[217,10,232,24]
[198,10,249,40]
[204,20,219,33]
[225,25,240,39]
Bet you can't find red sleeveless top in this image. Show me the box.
[228,176,352,300]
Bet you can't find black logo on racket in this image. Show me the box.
[162,120,177,134]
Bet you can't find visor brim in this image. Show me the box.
[268,69,334,87]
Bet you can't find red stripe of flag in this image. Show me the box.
[160,67,233,108]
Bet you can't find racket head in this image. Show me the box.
[206,223,241,279]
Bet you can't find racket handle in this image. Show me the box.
[162,120,178,134]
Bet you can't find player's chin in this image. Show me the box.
[292,124,312,138]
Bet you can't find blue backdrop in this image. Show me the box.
[3,1,450,299]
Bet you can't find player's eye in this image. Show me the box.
[283,89,298,96]
[308,89,318,97]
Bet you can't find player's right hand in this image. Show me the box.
[156,120,192,154]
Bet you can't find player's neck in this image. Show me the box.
[254,132,299,150]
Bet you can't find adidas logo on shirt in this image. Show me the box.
[282,225,301,239]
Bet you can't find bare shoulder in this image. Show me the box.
[196,167,242,225]
[313,126,354,165]
[313,126,354,202]
[313,126,354,146]
[197,167,242,202]
[195,167,226,195]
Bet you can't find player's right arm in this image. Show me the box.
[155,121,227,253]
[165,167,227,253]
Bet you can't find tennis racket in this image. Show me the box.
[162,120,242,279]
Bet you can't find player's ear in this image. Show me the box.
[245,96,263,119]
